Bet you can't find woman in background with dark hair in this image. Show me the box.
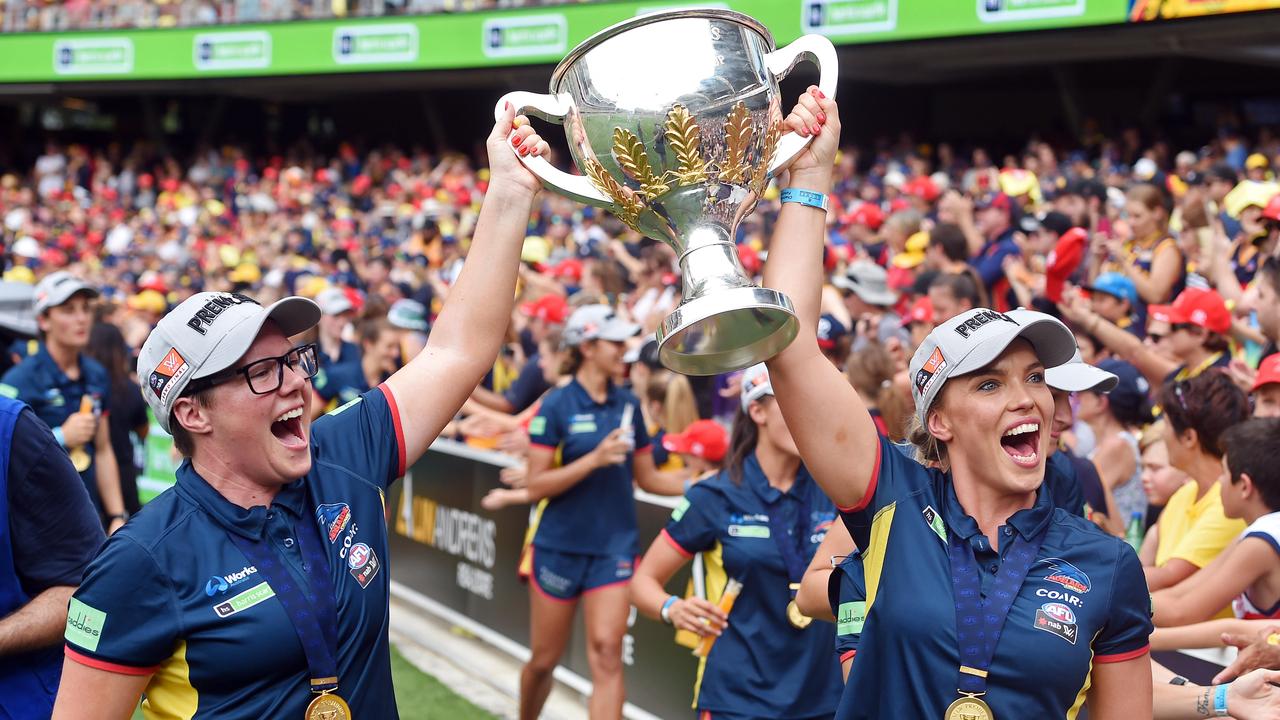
[1142,371,1250,592]
[1077,358,1154,534]
[631,363,841,719]
[85,322,146,516]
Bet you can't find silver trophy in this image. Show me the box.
[496,9,837,375]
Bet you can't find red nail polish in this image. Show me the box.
[504,101,511,111]
[511,135,520,146]
[519,146,529,156]
[812,124,822,135]
[817,89,826,99]
[798,127,809,137]
[817,112,826,124]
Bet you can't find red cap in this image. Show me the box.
[843,202,884,230]
[1044,227,1088,303]
[519,294,569,324]
[1148,287,1231,335]
[661,420,728,463]
[551,258,583,283]
[1264,194,1280,223]
[737,243,761,276]
[901,296,934,327]
[1254,353,1280,392]
[888,198,911,213]
[902,176,940,202]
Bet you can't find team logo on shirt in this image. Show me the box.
[914,348,947,396]
[347,542,380,589]
[1038,558,1091,594]
[1034,602,1079,645]
[922,505,947,544]
[316,502,352,543]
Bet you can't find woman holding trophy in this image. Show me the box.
[761,87,1155,719]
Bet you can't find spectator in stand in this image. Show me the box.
[1239,257,1280,354]
[926,222,989,307]
[1253,353,1280,418]
[641,369,698,473]
[1044,351,1115,524]
[313,287,359,370]
[1083,273,1142,339]
[311,317,400,414]
[1151,417,1280,628]
[968,192,1020,310]
[1061,286,1232,394]
[658,418,727,480]
[816,313,850,370]
[927,272,979,325]
[844,344,910,441]
[1137,430,1190,530]
[1109,184,1185,308]
[387,298,429,361]
[1077,359,1153,533]
[1144,371,1250,592]
[902,296,935,347]
[830,260,905,352]
[0,272,126,532]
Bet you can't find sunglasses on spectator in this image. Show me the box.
[1171,323,1198,333]
[185,344,320,397]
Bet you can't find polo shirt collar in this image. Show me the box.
[743,452,812,506]
[176,460,308,540]
[568,377,619,406]
[941,473,1054,544]
[33,344,70,383]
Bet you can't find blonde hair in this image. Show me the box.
[646,370,699,434]
[846,345,911,442]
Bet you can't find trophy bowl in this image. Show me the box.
[496,9,837,375]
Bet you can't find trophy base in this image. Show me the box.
[657,287,798,376]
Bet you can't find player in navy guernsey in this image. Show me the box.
[51,105,553,719]
[519,303,685,720]
[762,89,1153,719]
[632,363,841,720]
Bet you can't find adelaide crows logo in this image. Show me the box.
[1038,558,1091,594]
[316,503,352,544]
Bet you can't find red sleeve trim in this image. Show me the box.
[660,528,695,559]
[1094,644,1150,664]
[840,649,857,663]
[635,444,653,454]
[65,646,156,676]
[837,438,882,514]
[378,384,407,478]
[529,442,558,452]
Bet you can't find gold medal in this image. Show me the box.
[68,446,90,473]
[305,692,351,720]
[945,694,993,720]
[786,599,812,630]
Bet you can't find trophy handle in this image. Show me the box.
[494,91,612,206]
[763,34,840,176]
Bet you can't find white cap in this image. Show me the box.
[33,271,98,315]
[137,292,320,432]
[314,287,353,316]
[740,363,773,411]
[1045,350,1119,394]
[562,305,640,347]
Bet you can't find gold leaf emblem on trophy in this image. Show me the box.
[750,117,781,198]
[664,104,707,187]
[584,156,645,231]
[720,101,754,185]
[613,128,670,200]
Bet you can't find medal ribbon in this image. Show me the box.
[947,524,1045,696]
[226,509,341,695]
[765,481,812,592]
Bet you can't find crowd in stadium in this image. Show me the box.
[6,86,1280,717]
[1,0,581,32]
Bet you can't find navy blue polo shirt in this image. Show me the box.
[503,353,551,414]
[63,386,407,718]
[528,378,651,557]
[835,435,1152,719]
[313,362,371,406]
[319,341,360,370]
[662,455,842,718]
[829,552,866,666]
[0,346,111,497]
[892,441,1084,518]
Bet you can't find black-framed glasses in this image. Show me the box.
[187,344,319,396]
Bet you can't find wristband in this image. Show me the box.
[780,188,829,213]
[1214,682,1229,717]
[52,426,66,448]
[660,595,679,625]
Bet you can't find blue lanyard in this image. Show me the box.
[225,508,341,694]
[947,524,1046,696]
[765,484,812,589]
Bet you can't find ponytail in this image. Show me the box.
[725,404,759,486]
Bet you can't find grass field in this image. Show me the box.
[130,644,497,719]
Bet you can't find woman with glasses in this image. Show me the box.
[1141,371,1249,593]
[1059,286,1232,394]
[53,106,553,719]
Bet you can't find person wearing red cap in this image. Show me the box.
[1252,353,1280,418]
[659,419,727,478]
[1061,286,1232,392]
